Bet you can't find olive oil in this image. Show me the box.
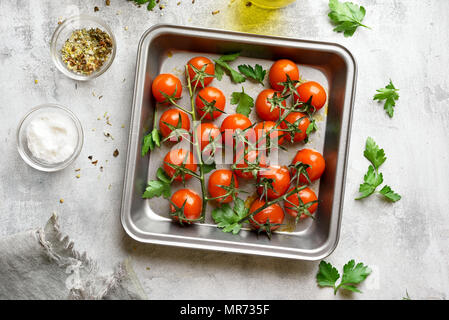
[224,0,283,35]
[250,0,296,9]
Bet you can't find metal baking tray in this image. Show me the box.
[121,24,356,260]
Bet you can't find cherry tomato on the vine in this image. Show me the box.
[291,148,325,184]
[187,56,215,88]
[280,112,310,143]
[163,149,197,182]
[293,81,327,111]
[196,87,226,120]
[257,165,291,200]
[249,199,284,231]
[196,122,221,151]
[170,189,202,223]
[234,150,267,179]
[220,114,254,148]
[269,59,299,92]
[254,121,285,147]
[208,169,239,204]
[255,89,286,121]
[284,187,318,220]
[159,109,191,139]
[152,73,182,104]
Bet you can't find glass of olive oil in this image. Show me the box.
[250,0,296,9]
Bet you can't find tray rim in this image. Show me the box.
[120,23,357,261]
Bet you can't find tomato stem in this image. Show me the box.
[152,106,158,131]
[170,99,193,115]
[185,64,208,223]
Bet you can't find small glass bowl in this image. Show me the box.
[50,15,116,81]
[17,104,84,172]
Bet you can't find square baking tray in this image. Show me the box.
[121,24,357,260]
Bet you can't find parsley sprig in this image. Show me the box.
[211,198,249,235]
[328,0,370,37]
[317,260,371,294]
[142,128,161,156]
[214,53,246,83]
[231,87,254,117]
[373,80,400,118]
[132,0,156,11]
[356,137,401,202]
[142,168,172,199]
[237,64,266,85]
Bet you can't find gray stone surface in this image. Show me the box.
[1,0,448,300]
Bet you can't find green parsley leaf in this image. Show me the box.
[152,128,161,147]
[142,180,169,199]
[338,260,372,292]
[317,260,371,295]
[212,198,248,235]
[132,0,156,11]
[156,167,171,184]
[356,165,383,200]
[142,128,161,156]
[214,53,245,83]
[214,60,246,83]
[356,137,401,201]
[379,185,401,202]
[214,53,240,80]
[142,132,154,156]
[328,0,370,37]
[316,261,340,288]
[231,87,254,117]
[363,137,386,170]
[142,168,172,199]
[237,64,266,84]
[215,63,224,80]
[374,80,400,118]
[147,0,156,10]
[218,52,241,62]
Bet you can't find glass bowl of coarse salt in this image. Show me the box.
[50,15,116,81]
[17,104,84,172]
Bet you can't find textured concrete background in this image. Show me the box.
[1,0,448,299]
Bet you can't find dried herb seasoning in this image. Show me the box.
[61,28,113,75]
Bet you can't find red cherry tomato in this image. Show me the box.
[152,74,182,104]
[291,148,325,184]
[170,189,202,223]
[196,87,226,121]
[293,81,327,111]
[159,109,191,139]
[257,165,291,200]
[284,187,318,220]
[163,149,197,182]
[196,122,221,151]
[280,112,310,143]
[269,59,299,92]
[254,121,285,147]
[234,150,267,179]
[208,169,239,204]
[187,56,215,88]
[249,199,284,231]
[255,89,286,121]
[220,114,254,148]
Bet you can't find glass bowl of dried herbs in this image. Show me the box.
[50,15,116,81]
